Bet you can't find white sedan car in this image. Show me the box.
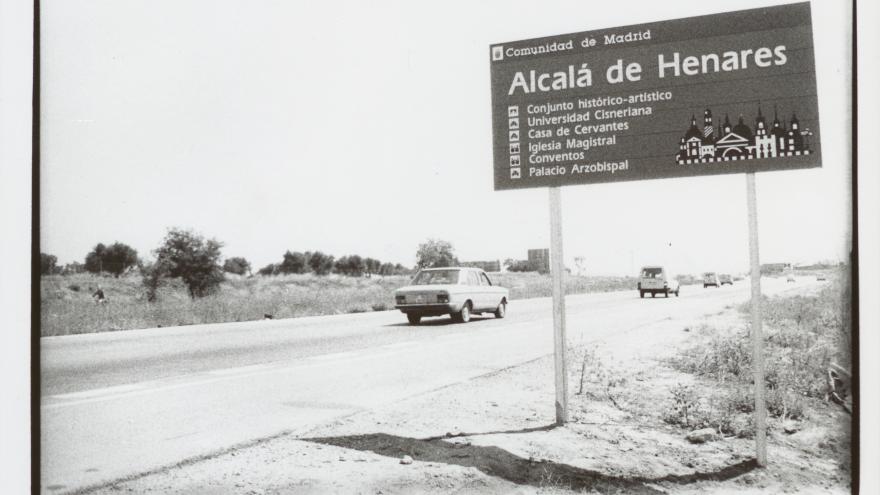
[394,267,509,325]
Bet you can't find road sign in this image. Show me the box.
[490,2,821,191]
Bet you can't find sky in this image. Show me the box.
[40,0,852,276]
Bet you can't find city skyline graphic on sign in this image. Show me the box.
[675,106,813,165]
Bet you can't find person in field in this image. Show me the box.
[92,285,106,304]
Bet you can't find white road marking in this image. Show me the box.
[308,351,358,361]
[51,383,145,400]
[381,341,417,349]
[207,363,272,375]
[43,350,404,411]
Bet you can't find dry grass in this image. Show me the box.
[41,271,637,336]
[664,267,852,473]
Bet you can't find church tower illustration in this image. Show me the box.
[676,105,812,164]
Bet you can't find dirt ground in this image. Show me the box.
[91,303,851,495]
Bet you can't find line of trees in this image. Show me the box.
[41,232,456,300]
[258,251,410,277]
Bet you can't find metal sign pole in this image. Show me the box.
[746,172,767,466]
[549,186,569,425]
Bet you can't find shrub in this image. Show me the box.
[152,228,225,298]
[223,257,251,276]
[258,263,278,276]
[68,284,80,292]
[85,242,139,277]
[371,303,388,311]
[41,253,58,275]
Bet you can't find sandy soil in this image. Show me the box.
[90,304,850,494]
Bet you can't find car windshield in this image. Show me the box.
[411,269,460,285]
[641,268,662,278]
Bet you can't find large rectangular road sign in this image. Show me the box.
[490,3,820,190]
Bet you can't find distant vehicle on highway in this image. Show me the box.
[702,272,720,288]
[394,267,509,325]
[718,274,733,286]
[638,266,680,298]
[817,274,827,281]
[787,274,796,282]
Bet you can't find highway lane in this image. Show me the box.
[40,277,820,493]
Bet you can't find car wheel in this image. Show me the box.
[407,314,421,325]
[452,303,471,323]
[703,284,707,288]
[675,289,680,297]
[639,290,644,299]
[664,289,669,298]
[651,292,656,298]
[494,301,506,319]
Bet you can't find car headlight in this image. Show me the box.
[437,292,449,303]
[395,295,406,304]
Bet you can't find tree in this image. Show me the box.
[415,239,458,269]
[334,255,365,276]
[279,251,308,274]
[307,251,334,275]
[152,228,225,298]
[223,257,251,276]
[40,253,58,275]
[364,257,381,277]
[257,263,278,276]
[378,262,395,276]
[84,243,107,273]
[84,242,139,277]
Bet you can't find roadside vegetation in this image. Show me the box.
[41,271,638,336]
[662,267,851,475]
[42,229,642,336]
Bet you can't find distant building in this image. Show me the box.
[528,248,550,274]
[461,260,501,272]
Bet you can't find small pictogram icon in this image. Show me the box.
[510,168,521,179]
[508,118,519,130]
[492,46,504,61]
[507,106,519,118]
[509,142,520,154]
[509,130,520,142]
[510,155,521,167]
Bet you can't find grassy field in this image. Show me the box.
[40,271,638,336]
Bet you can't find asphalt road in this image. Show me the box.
[40,277,821,493]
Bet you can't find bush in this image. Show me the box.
[258,263,278,276]
[152,228,225,298]
[223,257,251,276]
[85,242,139,277]
[371,303,388,311]
[673,328,752,380]
[41,253,58,275]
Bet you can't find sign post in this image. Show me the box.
[489,2,820,451]
[549,186,569,424]
[746,172,768,466]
